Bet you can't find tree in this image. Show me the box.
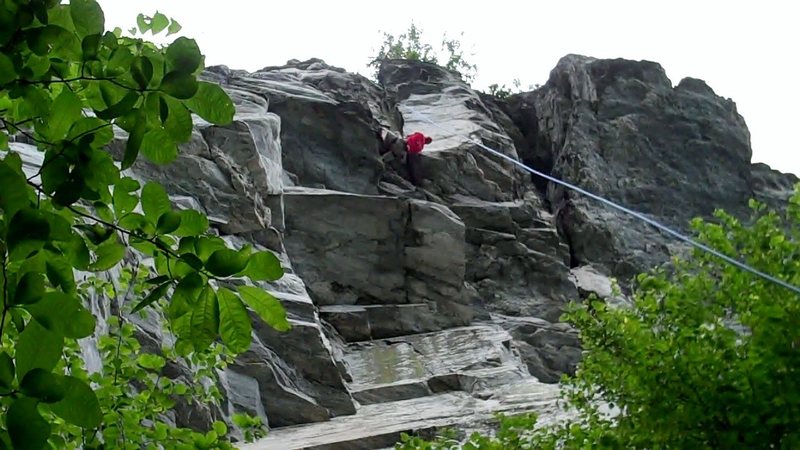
[1,2,286,448]
[397,187,800,449]
[369,23,477,82]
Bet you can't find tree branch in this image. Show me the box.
[29,122,115,182]
[1,118,52,146]
[17,76,152,93]
[27,181,217,281]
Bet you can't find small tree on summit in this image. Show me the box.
[369,22,477,82]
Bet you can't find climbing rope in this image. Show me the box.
[408,108,800,296]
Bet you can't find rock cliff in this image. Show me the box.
[14,54,796,449]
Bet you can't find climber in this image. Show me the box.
[404,131,432,186]
[377,129,433,186]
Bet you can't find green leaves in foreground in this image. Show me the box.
[238,285,290,331]
[1,1,279,447]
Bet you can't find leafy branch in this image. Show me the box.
[0,1,276,448]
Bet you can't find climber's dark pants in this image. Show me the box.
[406,152,422,186]
[378,128,422,187]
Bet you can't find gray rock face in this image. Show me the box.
[505,54,757,280]
[244,324,565,450]
[13,50,794,449]
[282,187,471,341]
[206,60,394,195]
[750,162,799,209]
[497,316,582,384]
[450,196,576,322]
[380,59,532,202]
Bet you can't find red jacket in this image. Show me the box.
[405,132,429,154]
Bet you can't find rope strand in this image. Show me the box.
[408,108,800,296]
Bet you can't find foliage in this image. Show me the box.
[369,22,477,82]
[395,413,546,450]
[53,265,265,449]
[396,186,800,449]
[486,79,541,99]
[0,1,286,448]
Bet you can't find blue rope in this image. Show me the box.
[408,108,800,296]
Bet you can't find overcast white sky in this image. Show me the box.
[99,0,799,176]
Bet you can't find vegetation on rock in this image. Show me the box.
[369,22,477,82]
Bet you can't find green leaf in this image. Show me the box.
[244,251,284,281]
[159,95,170,122]
[0,53,15,85]
[185,81,235,125]
[89,240,125,271]
[93,201,114,223]
[212,421,228,437]
[195,236,227,261]
[156,210,182,234]
[119,212,152,234]
[218,288,252,353]
[47,89,83,140]
[160,71,199,99]
[131,282,171,313]
[141,181,172,219]
[150,11,169,34]
[0,159,31,217]
[168,272,203,320]
[20,369,65,403]
[136,354,166,370]
[67,117,115,147]
[95,90,139,120]
[174,210,209,237]
[70,0,105,36]
[25,54,52,77]
[0,352,15,390]
[162,96,193,143]
[46,257,77,294]
[7,397,51,450]
[136,13,149,34]
[13,273,45,306]
[61,234,91,270]
[16,321,64,379]
[205,247,251,277]
[237,285,290,331]
[48,376,102,428]
[112,177,140,216]
[40,152,73,195]
[123,111,146,169]
[81,33,102,61]
[7,208,50,261]
[131,55,154,89]
[27,292,96,338]
[165,37,201,74]
[106,46,135,76]
[42,212,75,243]
[0,131,8,150]
[141,127,178,164]
[179,253,205,271]
[76,223,113,245]
[167,19,182,36]
[52,175,85,207]
[189,286,219,349]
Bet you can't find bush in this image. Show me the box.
[369,22,477,82]
[398,186,800,449]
